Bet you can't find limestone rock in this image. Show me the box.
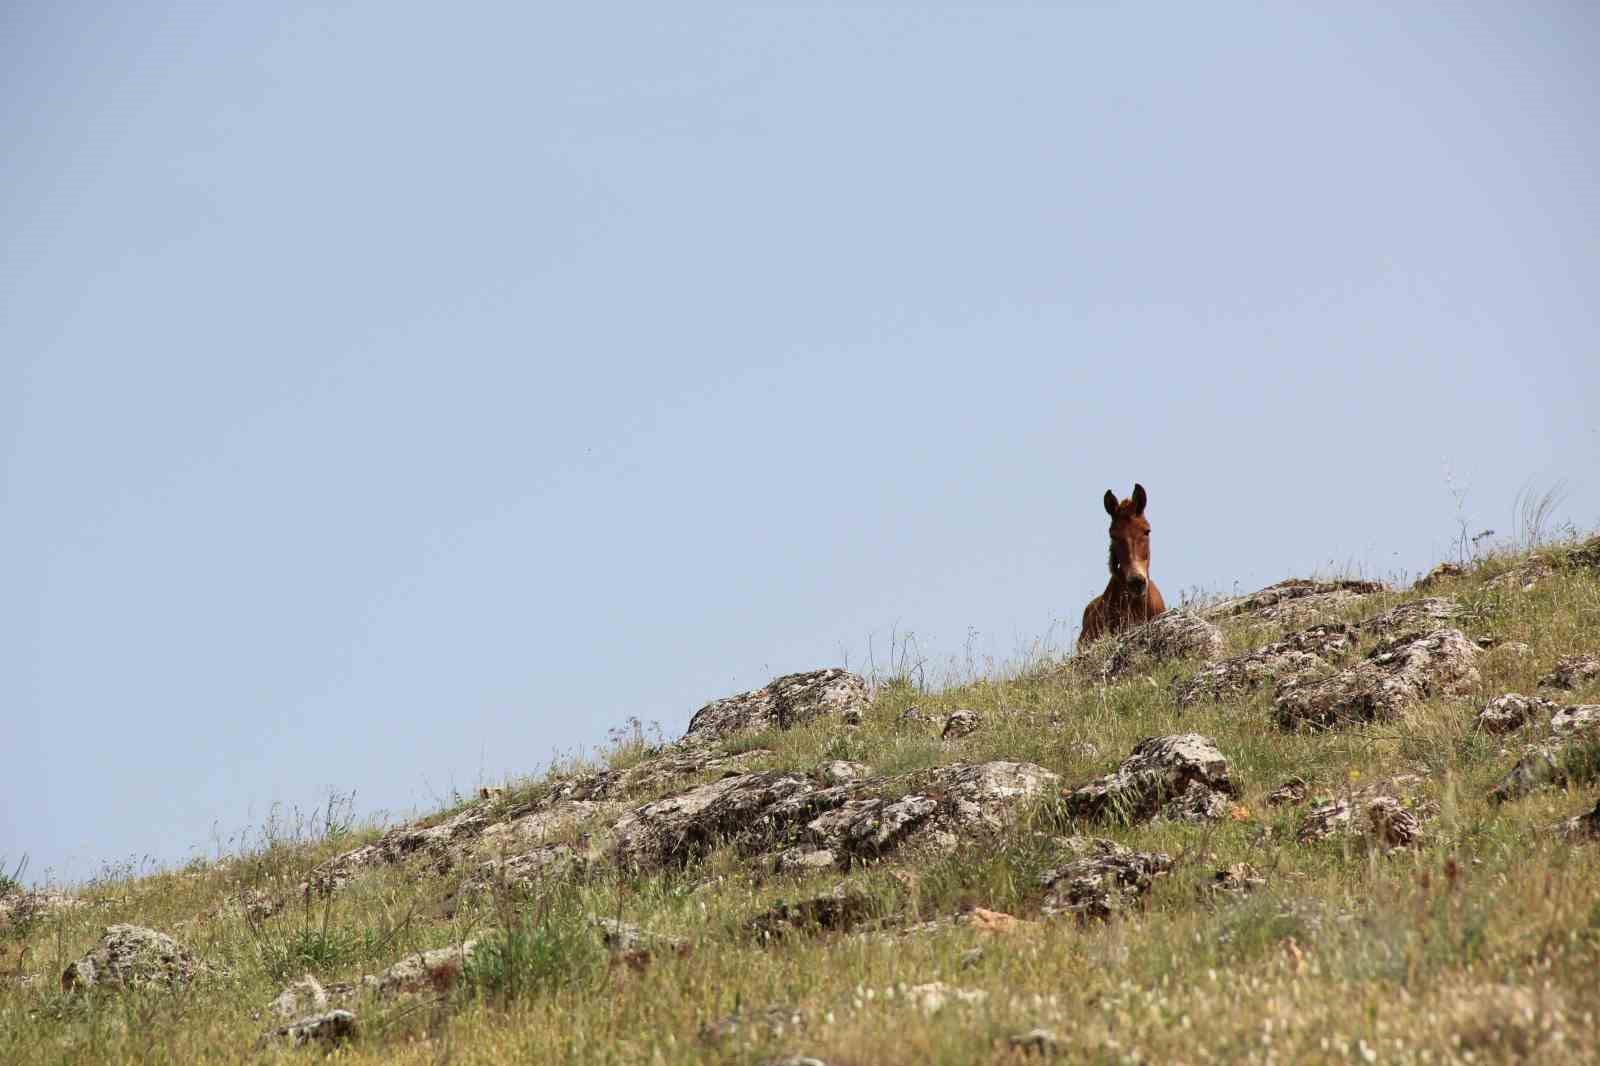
[61,925,201,992]
[1414,562,1467,589]
[1039,837,1173,919]
[1264,777,1310,807]
[306,746,763,895]
[1274,628,1478,730]
[1075,611,1224,682]
[1489,746,1567,805]
[365,939,482,998]
[268,974,329,1021]
[1476,694,1563,735]
[257,1010,357,1050]
[1208,863,1267,898]
[1201,579,1388,626]
[0,889,85,932]
[1540,654,1600,691]
[815,760,870,785]
[1559,799,1600,840]
[748,891,875,940]
[1487,559,1555,593]
[594,917,690,965]
[1551,704,1600,736]
[900,981,987,1014]
[1359,597,1463,638]
[609,761,1058,873]
[1174,624,1356,707]
[1297,785,1429,849]
[1009,1028,1061,1056]
[700,1004,805,1044]
[685,668,870,743]
[941,709,981,740]
[1061,734,1238,825]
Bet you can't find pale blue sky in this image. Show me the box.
[4,1,1597,884]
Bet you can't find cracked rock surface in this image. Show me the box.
[61,925,202,992]
[685,668,871,743]
[1274,628,1478,730]
[1039,837,1173,920]
[1061,734,1238,824]
[1074,610,1224,682]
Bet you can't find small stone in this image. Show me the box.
[1413,562,1466,589]
[1264,777,1310,806]
[268,974,329,1021]
[1558,799,1600,840]
[1208,863,1267,897]
[364,939,482,998]
[1476,693,1563,734]
[700,1004,805,1044]
[594,917,690,964]
[816,760,870,786]
[901,981,987,1014]
[1009,1028,1061,1056]
[941,709,981,740]
[1540,655,1600,691]
[257,1010,357,1050]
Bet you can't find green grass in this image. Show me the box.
[3,536,1600,1063]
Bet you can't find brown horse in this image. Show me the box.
[1078,483,1166,648]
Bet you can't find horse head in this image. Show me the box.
[1103,483,1152,598]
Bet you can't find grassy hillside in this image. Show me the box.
[4,537,1600,1064]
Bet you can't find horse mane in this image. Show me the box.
[1107,542,1116,576]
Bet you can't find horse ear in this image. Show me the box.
[1131,483,1148,516]
[1103,490,1118,517]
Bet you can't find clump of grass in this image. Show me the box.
[460,887,602,1004]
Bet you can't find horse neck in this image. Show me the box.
[1101,574,1149,618]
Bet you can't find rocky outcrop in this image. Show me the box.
[1201,579,1388,626]
[257,1010,357,1050]
[268,975,330,1020]
[307,746,766,893]
[1009,1029,1062,1056]
[1490,747,1568,805]
[0,888,85,932]
[1074,610,1224,682]
[747,891,876,940]
[595,917,691,964]
[1540,655,1600,691]
[1174,623,1356,707]
[700,1004,806,1044]
[1039,837,1173,920]
[941,709,981,740]
[1559,799,1600,840]
[1476,694,1564,734]
[1360,597,1463,637]
[609,761,1059,873]
[1274,629,1478,730]
[1297,781,1430,849]
[1489,706,1600,804]
[366,939,482,998]
[684,669,871,743]
[1264,777,1310,807]
[1061,734,1238,824]
[1487,559,1555,593]
[61,925,202,992]
[1414,562,1467,590]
